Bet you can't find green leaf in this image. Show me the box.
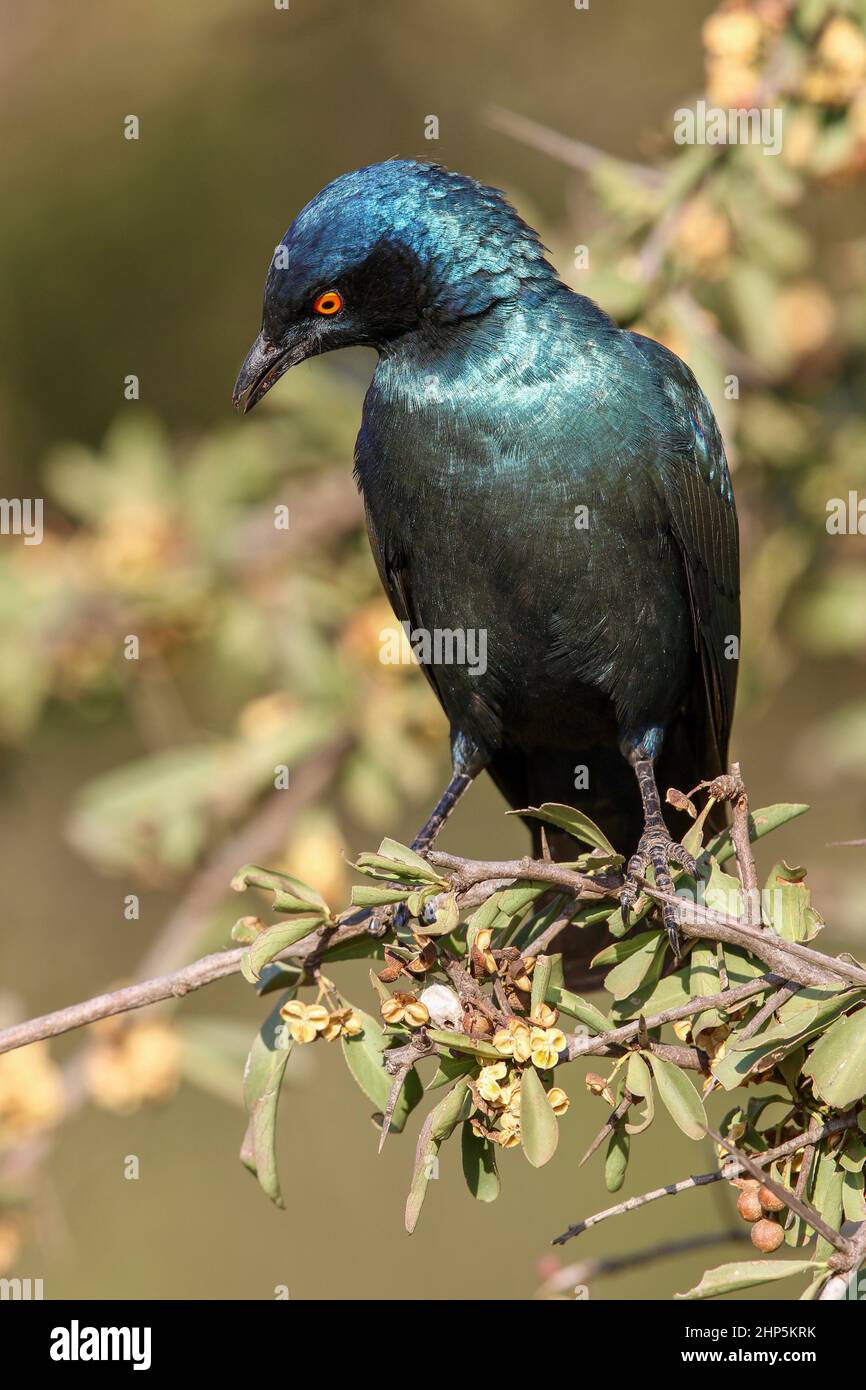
[426,1054,477,1091]
[242,914,324,981]
[702,857,743,919]
[341,1009,423,1132]
[350,884,408,907]
[353,839,443,884]
[627,1052,652,1097]
[843,1169,866,1223]
[676,1259,817,1300]
[531,954,554,1013]
[706,803,809,867]
[510,802,617,856]
[626,1076,655,1136]
[605,1124,630,1192]
[812,1151,844,1262]
[405,1080,471,1233]
[802,1007,866,1109]
[377,837,439,876]
[231,864,330,916]
[785,1144,818,1248]
[240,992,295,1207]
[461,1123,501,1202]
[425,1029,501,1059]
[605,934,667,1002]
[689,942,723,1040]
[592,930,658,969]
[651,1054,707,1140]
[519,1065,559,1168]
[763,862,823,942]
[548,987,608,1034]
[497,882,550,916]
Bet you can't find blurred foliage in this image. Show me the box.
[0,374,445,885]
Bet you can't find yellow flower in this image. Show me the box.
[0,1043,64,1139]
[506,1018,534,1063]
[529,1002,558,1029]
[531,1042,559,1070]
[280,1000,331,1044]
[492,1028,516,1056]
[380,993,430,1028]
[498,1110,522,1146]
[84,1021,180,1113]
[477,1062,508,1104]
[321,1008,364,1042]
[531,1026,566,1055]
[702,10,763,64]
[818,16,866,80]
[547,1087,570,1116]
[498,1073,521,1108]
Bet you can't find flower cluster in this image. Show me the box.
[280,999,362,1045]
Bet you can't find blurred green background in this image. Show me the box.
[2,0,866,1300]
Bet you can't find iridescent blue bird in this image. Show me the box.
[233,161,740,958]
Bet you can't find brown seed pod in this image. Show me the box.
[737,1189,764,1223]
[751,1218,784,1252]
[758,1184,787,1213]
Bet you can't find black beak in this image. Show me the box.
[232,330,311,414]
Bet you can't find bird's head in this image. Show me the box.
[232,159,556,412]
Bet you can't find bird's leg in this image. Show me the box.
[408,770,473,854]
[620,757,696,957]
[366,765,474,937]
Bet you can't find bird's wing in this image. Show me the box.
[362,506,451,710]
[628,332,740,768]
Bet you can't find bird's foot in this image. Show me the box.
[619,826,696,957]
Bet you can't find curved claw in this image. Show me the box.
[620,826,693,957]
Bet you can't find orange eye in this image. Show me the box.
[313,289,343,316]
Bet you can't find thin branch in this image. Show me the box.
[0,921,366,1057]
[539,1229,747,1297]
[565,973,778,1062]
[580,1090,633,1168]
[652,886,866,990]
[484,105,664,187]
[728,762,761,929]
[553,1115,859,1245]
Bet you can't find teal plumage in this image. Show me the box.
[234,160,740,953]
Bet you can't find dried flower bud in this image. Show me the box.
[403,1000,430,1028]
[530,1003,558,1029]
[547,1087,570,1116]
[585,1072,616,1105]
